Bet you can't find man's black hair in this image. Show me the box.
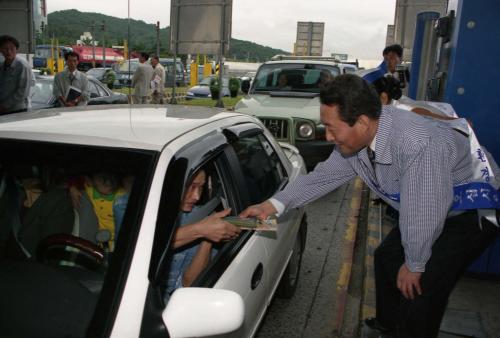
[64,51,80,61]
[152,55,160,61]
[320,74,381,126]
[141,52,150,60]
[0,35,20,49]
[372,75,402,102]
[383,44,403,58]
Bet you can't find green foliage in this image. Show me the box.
[229,77,240,97]
[46,9,290,61]
[209,77,220,100]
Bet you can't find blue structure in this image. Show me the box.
[444,0,500,275]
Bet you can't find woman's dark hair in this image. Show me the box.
[372,75,402,102]
[320,74,381,126]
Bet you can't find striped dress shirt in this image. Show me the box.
[274,105,482,272]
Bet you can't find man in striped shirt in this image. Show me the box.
[241,74,499,337]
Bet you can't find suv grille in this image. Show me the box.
[260,118,289,140]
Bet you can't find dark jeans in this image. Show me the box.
[374,210,499,338]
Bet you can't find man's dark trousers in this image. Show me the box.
[374,210,498,338]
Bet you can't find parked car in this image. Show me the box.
[114,58,187,88]
[158,58,187,87]
[85,67,116,83]
[31,75,128,109]
[113,59,139,88]
[185,75,231,100]
[235,59,357,169]
[0,105,307,338]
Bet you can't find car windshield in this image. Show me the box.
[160,60,184,74]
[31,78,54,104]
[86,68,107,77]
[251,63,340,94]
[117,60,139,72]
[0,140,155,337]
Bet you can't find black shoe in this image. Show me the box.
[364,317,393,334]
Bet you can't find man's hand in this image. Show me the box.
[239,200,277,220]
[198,208,241,242]
[397,263,422,300]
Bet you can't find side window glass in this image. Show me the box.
[95,82,109,97]
[231,134,286,204]
[86,82,99,97]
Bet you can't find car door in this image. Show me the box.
[207,124,299,337]
[223,128,304,307]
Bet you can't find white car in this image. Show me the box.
[0,105,307,338]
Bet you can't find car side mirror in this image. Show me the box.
[240,79,251,94]
[90,92,99,99]
[163,288,244,338]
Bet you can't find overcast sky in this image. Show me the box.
[47,0,396,61]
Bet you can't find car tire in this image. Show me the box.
[276,217,307,299]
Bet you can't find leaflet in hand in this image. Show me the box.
[223,216,278,231]
[65,85,82,102]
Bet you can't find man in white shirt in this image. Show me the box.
[150,55,165,104]
[132,52,154,104]
[0,35,35,115]
[53,52,89,107]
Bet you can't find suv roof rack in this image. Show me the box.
[271,54,341,62]
[270,54,359,67]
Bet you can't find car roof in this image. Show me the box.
[0,105,245,151]
[263,60,356,69]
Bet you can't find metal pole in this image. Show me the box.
[156,21,160,57]
[215,1,226,108]
[170,2,180,104]
[101,21,106,68]
[91,21,96,68]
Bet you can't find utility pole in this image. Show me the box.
[101,21,106,68]
[156,21,160,57]
[91,21,96,68]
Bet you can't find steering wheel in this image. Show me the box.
[36,234,105,270]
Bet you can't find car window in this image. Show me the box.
[32,79,54,104]
[231,134,286,204]
[159,159,231,304]
[0,140,155,337]
[86,81,100,98]
[94,81,109,97]
[252,63,340,93]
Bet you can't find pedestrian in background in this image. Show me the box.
[132,52,153,104]
[53,52,89,107]
[0,35,35,115]
[150,55,165,104]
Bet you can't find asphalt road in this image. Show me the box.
[256,181,359,338]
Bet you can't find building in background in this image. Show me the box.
[294,21,324,56]
[387,0,447,61]
[385,24,395,46]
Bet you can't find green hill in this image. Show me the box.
[43,9,289,62]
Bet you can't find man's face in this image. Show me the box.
[180,170,206,212]
[151,58,158,67]
[384,51,401,73]
[320,104,370,156]
[66,56,78,72]
[0,41,17,64]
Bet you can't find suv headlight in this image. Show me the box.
[296,121,314,139]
